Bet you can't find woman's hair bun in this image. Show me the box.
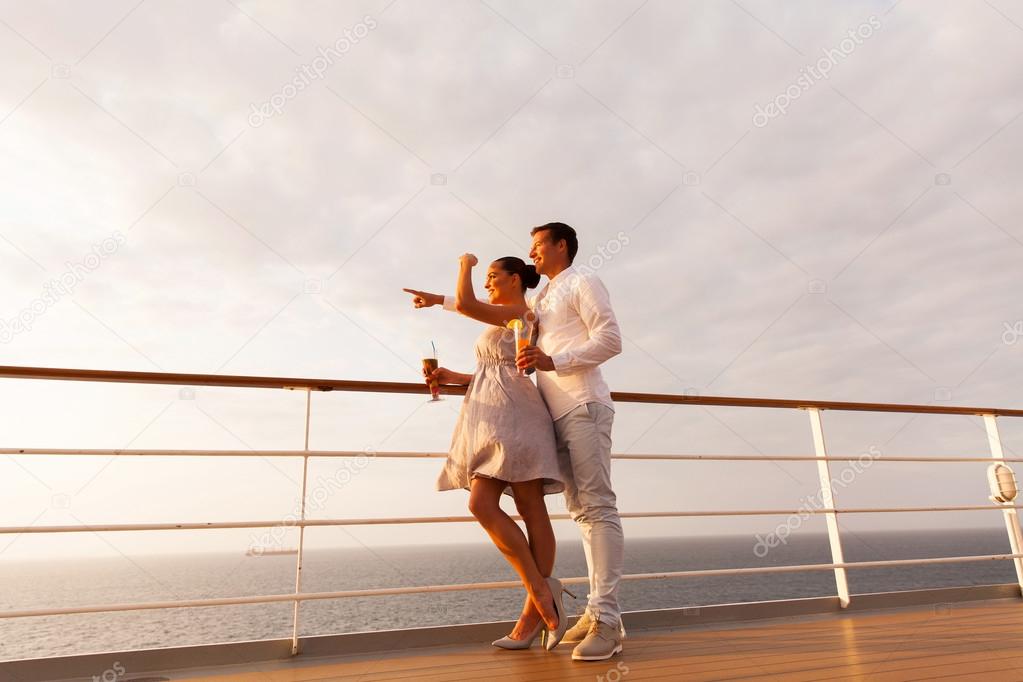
[496,256,542,291]
[521,264,541,289]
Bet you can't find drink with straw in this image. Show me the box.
[423,341,441,401]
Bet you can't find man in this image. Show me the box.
[517,222,625,661]
[404,222,625,661]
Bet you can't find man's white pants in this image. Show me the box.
[554,402,624,626]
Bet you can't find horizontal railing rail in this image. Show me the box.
[2,447,1021,463]
[1,364,1022,416]
[3,505,1021,535]
[4,552,1021,621]
[2,363,1022,655]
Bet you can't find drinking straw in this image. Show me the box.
[431,340,437,358]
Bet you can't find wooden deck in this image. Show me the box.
[159,599,1023,682]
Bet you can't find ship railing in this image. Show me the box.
[1,364,1022,656]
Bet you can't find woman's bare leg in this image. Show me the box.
[468,476,558,632]
[508,479,557,638]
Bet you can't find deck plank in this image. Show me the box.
[163,599,1023,682]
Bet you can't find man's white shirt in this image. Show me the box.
[443,265,621,421]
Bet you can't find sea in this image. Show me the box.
[0,528,1017,662]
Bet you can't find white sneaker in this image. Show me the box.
[572,618,624,662]
[563,610,593,644]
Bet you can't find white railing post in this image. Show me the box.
[983,413,1023,594]
[291,388,313,655]
[807,408,850,607]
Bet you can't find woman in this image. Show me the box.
[405,253,571,651]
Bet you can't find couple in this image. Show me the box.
[404,222,625,662]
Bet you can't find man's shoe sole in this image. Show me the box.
[571,643,623,661]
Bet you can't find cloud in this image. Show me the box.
[1,0,1022,560]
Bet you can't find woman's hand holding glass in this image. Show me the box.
[424,365,462,387]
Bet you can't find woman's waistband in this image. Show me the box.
[476,357,517,367]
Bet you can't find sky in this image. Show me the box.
[1,0,1023,565]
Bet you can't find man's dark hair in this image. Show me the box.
[530,222,578,263]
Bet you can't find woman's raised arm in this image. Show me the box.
[454,253,526,327]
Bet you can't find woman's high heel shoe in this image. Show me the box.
[492,619,546,650]
[543,577,576,651]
